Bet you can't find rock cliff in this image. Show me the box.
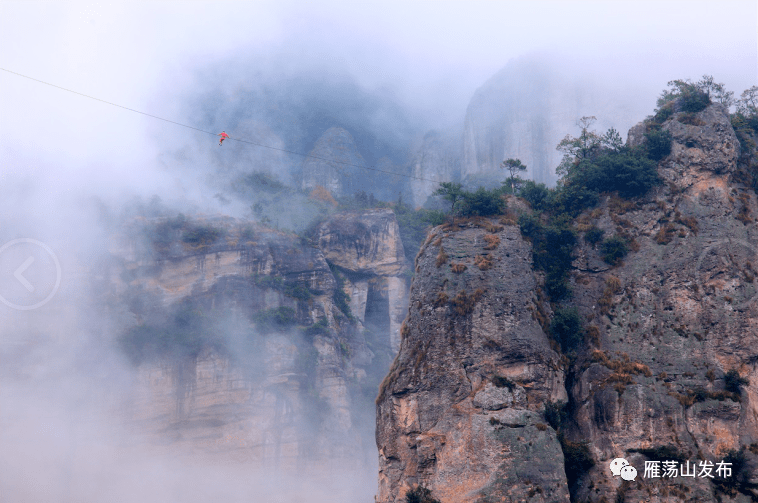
[107,208,407,486]
[301,127,366,198]
[376,103,758,502]
[376,220,570,502]
[410,130,462,208]
[461,55,648,189]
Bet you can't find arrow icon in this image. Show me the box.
[14,256,35,292]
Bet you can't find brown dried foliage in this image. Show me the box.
[591,350,652,377]
[474,254,493,270]
[678,112,706,126]
[480,221,504,233]
[676,215,699,235]
[483,234,500,250]
[655,223,676,244]
[587,325,600,346]
[309,186,338,206]
[450,289,485,316]
[669,388,740,408]
[737,196,752,225]
[434,292,449,308]
[609,195,638,216]
[451,262,467,273]
[744,261,756,283]
[598,278,621,316]
[401,321,410,339]
[436,248,448,267]
[605,275,622,293]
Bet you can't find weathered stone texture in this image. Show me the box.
[317,208,406,276]
[109,210,407,477]
[377,103,758,503]
[462,55,647,188]
[376,222,569,503]
[569,103,758,502]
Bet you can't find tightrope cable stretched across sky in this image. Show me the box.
[0,67,444,184]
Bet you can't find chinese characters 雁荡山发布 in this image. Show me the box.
[643,460,732,479]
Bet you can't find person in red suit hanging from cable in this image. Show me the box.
[218,131,230,146]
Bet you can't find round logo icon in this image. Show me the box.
[0,238,61,310]
[610,457,629,476]
[620,465,638,481]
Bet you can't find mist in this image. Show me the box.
[0,1,756,502]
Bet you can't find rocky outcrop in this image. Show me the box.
[568,103,758,502]
[317,208,409,351]
[462,55,648,188]
[109,209,406,482]
[301,127,366,198]
[317,209,405,276]
[376,221,569,503]
[376,103,758,502]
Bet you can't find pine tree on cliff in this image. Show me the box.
[501,157,527,192]
[433,182,464,213]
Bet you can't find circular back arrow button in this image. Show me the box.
[14,256,36,292]
[0,239,61,310]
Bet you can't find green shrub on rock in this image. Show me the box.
[544,400,568,431]
[584,226,605,247]
[550,306,583,353]
[600,236,629,265]
[253,307,297,330]
[456,187,505,217]
[573,151,660,198]
[644,129,673,161]
[724,369,749,394]
[519,180,553,211]
[181,224,225,249]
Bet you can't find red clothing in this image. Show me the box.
[219,132,229,139]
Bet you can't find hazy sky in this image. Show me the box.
[0,0,756,208]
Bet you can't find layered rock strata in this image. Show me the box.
[109,209,407,477]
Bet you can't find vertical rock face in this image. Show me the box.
[376,104,758,503]
[410,130,461,208]
[462,55,648,188]
[376,222,569,503]
[316,208,409,352]
[568,103,758,503]
[301,127,366,198]
[316,209,406,276]
[109,209,407,488]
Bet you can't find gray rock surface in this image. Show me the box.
[568,103,758,502]
[109,209,407,478]
[462,55,648,188]
[376,221,569,503]
[301,127,366,198]
[316,208,409,351]
[316,208,406,276]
